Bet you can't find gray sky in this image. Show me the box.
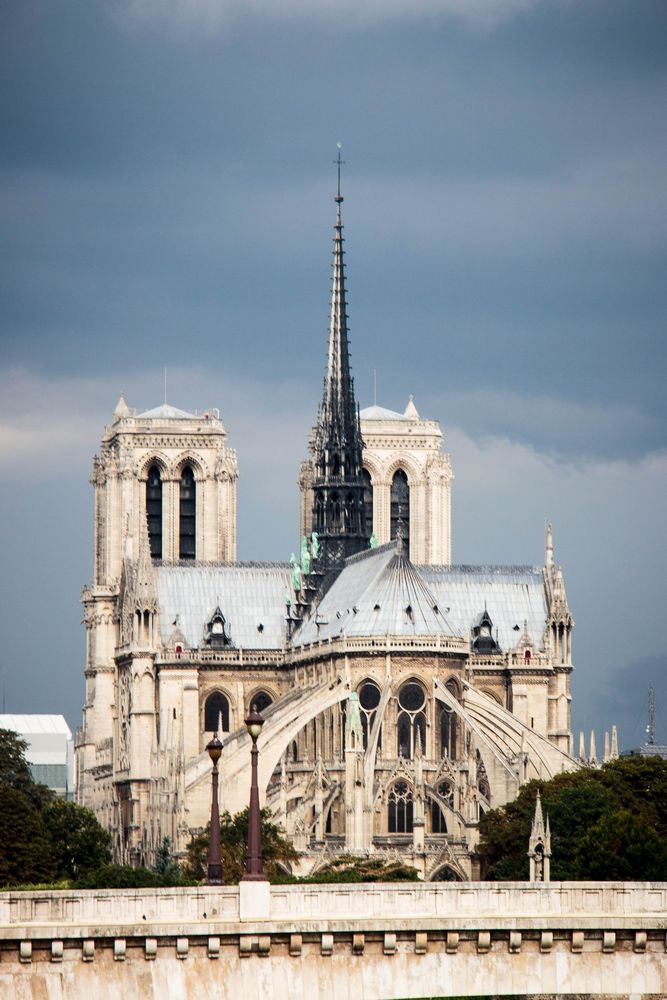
[1,0,665,752]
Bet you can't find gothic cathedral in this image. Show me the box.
[76,179,577,880]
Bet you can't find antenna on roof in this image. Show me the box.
[164,367,168,405]
[373,368,377,406]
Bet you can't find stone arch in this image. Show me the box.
[429,863,464,882]
[480,688,503,705]
[201,687,234,734]
[171,452,209,480]
[383,454,421,484]
[245,687,276,714]
[138,453,170,481]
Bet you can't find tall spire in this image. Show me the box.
[310,146,369,570]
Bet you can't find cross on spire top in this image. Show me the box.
[334,143,345,204]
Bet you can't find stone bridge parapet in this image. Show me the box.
[1,882,665,998]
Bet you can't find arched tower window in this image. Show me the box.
[361,469,373,542]
[204,691,230,733]
[146,465,162,559]
[387,781,413,834]
[390,469,410,551]
[439,679,459,759]
[179,465,196,560]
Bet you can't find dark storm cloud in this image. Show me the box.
[0,0,665,747]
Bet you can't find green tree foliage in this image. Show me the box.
[74,863,196,889]
[573,809,667,881]
[43,799,112,879]
[184,808,297,883]
[0,785,55,886]
[295,855,420,883]
[477,756,667,881]
[0,729,53,810]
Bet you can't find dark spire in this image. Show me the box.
[310,147,369,570]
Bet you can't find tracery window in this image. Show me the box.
[396,681,426,759]
[179,465,196,560]
[439,680,459,759]
[358,681,381,751]
[390,469,410,551]
[430,782,454,833]
[387,781,413,834]
[146,465,162,559]
[204,691,230,733]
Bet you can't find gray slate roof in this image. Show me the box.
[154,552,548,654]
[295,544,460,645]
[419,565,547,651]
[155,563,291,649]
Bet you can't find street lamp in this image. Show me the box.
[241,703,266,881]
[206,734,223,885]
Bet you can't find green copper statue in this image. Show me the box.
[300,535,311,575]
[289,552,302,592]
[311,531,320,560]
[369,531,378,549]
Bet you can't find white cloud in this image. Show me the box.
[116,0,541,32]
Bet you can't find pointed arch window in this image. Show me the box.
[146,465,163,559]
[430,782,454,833]
[358,681,381,751]
[204,691,230,733]
[390,469,410,551]
[440,680,459,759]
[361,468,373,542]
[388,781,413,834]
[179,465,196,560]
[397,682,426,759]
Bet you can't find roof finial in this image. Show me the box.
[334,142,345,204]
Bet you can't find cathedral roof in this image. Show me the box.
[155,563,291,649]
[137,403,199,420]
[419,565,547,651]
[360,404,410,421]
[295,543,461,644]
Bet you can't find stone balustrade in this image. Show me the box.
[1,881,666,998]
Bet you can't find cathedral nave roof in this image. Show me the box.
[155,563,291,650]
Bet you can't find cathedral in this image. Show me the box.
[75,178,578,880]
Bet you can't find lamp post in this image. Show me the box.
[241,703,266,881]
[206,734,223,885]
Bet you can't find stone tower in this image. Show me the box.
[76,398,238,814]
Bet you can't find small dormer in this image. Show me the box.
[472,608,499,653]
[204,606,232,648]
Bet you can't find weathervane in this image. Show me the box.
[334,142,345,204]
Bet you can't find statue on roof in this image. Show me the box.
[369,531,378,549]
[289,553,302,593]
[311,531,320,560]
[300,536,311,575]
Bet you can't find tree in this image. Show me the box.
[184,808,297,883]
[0,785,55,886]
[0,729,53,810]
[574,809,667,881]
[477,756,667,881]
[43,799,112,879]
[297,855,420,883]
